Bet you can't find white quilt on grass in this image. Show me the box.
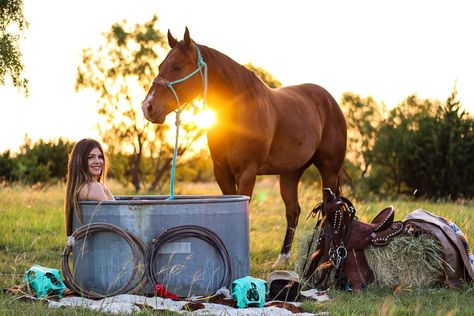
[48,293,328,315]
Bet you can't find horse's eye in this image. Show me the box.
[173,65,183,71]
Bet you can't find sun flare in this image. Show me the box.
[195,108,216,129]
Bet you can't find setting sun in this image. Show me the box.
[194,108,216,129]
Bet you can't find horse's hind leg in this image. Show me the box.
[272,167,306,268]
[314,152,344,197]
[313,119,347,197]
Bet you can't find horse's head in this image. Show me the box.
[142,27,204,124]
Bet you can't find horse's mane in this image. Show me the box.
[199,44,269,101]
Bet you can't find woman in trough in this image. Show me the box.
[64,138,114,236]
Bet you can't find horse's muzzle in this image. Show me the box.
[141,101,165,124]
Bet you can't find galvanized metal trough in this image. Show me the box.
[70,195,250,297]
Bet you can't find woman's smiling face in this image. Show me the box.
[87,147,104,180]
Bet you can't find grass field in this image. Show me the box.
[1,179,474,315]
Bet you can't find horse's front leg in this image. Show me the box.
[272,169,305,269]
[213,163,237,195]
[235,165,257,198]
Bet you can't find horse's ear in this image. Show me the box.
[168,29,177,48]
[184,26,192,48]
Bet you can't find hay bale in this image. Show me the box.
[295,227,337,288]
[296,229,444,289]
[295,227,320,276]
[365,236,444,289]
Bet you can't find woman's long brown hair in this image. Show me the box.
[64,139,108,236]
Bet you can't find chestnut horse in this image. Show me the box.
[142,28,347,267]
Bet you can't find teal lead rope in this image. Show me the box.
[166,45,208,200]
[167,111,180,200]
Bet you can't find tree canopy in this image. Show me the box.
[343,88,474,200]
[0,0,29,95]
[245,63,282,88]
[75,15,289,193]
[75,15,206,192]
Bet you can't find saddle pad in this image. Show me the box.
[404,209,474,283]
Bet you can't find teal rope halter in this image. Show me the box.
[152,44,208,200]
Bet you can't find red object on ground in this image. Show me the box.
[154,283,180,301]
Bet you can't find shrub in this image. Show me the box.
[12,138,73,184]
[0,151,16,182]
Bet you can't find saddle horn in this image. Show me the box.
[323,188,336,199]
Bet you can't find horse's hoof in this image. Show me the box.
[271,253,291,269]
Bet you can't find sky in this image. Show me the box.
[1,0,473,153]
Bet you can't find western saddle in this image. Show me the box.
[303,188,404,291]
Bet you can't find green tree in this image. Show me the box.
[12,137,73,184]
[75,15,204,192]
[340,93,384,186]
[366,90,474,199]
[0,0,28,95]
[0,150,16,182]
[245,63,282,88]
[399,90,474,199]
[368,95,437,196]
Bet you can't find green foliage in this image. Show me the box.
[0,0,29,95]
[244,63,282,88]
[365,90,474,199]
[300,165,322,186]
[365,118,411,197]
[0,150,15,181]
[340,93,384,186]
[74,16,288,193]
[342,90,474,200]
[4,137,73,184]
[75,15,208,193]
[76,15,165,191]
[398,91,474,199]
[175,149,215,183]
[363,95,434,196]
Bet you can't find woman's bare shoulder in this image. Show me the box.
[78,182,108,201]
[102,183,115,200]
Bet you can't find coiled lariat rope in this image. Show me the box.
[61,223,147,299]
[145,225,232,292]
[63,222,231,298]
[160,44,208,200]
